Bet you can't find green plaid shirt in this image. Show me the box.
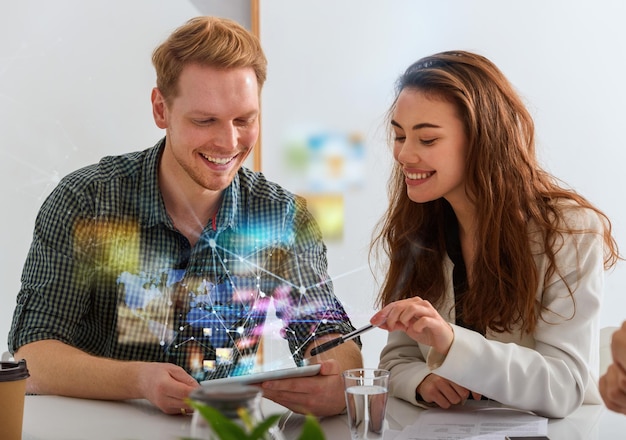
[9,139,357,381]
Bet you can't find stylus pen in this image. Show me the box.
[310,323,377,356]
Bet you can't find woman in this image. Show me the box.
[369,50,620,418]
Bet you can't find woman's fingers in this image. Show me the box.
[373,298,453,354]
[418,374,470,408]
[378,297,434,329]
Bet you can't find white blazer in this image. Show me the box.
[379,204,605,418]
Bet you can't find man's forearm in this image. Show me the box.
[15,340,144,400]
[330,339,363,371]
[307,334,363,370]
[16,339,200,414]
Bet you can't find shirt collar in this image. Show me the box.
[139,138,169,228]
[215,168,240,232]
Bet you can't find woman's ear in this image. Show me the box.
[151,87,168,129]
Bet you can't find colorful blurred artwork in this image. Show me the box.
[302,193,344,241]
[283,130,365,241]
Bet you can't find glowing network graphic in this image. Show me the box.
[112,219,351,382]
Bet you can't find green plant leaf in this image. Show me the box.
[296,414,325,440]
[248,413,282,440]
[188,400,247,440]
[186,399,326,440]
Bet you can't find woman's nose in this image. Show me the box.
[397,141,420,164]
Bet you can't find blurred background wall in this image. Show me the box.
[2,1,625,371]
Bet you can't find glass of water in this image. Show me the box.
[342,368,390,440]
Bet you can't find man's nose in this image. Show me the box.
[214,123,237,149]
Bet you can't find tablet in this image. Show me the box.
[200,364,321,386]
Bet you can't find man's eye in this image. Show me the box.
[193,119,215,125]
[235,117,257,127]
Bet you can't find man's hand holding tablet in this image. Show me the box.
[199,330,363,417]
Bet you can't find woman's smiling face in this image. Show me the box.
[391,88,470,208]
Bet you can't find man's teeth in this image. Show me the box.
[202,153,232,165]
[405,171,434,180]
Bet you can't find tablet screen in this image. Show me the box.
[199,364,321,386]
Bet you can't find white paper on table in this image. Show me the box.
[391,404,548,440]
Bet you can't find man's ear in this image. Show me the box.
[151,87,168,129]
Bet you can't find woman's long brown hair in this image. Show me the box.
[371,51,620,334]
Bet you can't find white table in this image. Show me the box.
[22,394,626,439]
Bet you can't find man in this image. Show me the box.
[600,321,626,415]
[8,16,362,416]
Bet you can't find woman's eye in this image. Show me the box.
[421,138,436,146]
[394,136,406,143]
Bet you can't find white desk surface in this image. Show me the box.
[22,394,626,440]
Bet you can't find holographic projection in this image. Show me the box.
[76,205,350,382]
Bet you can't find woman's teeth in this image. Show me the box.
[405,171,434,180]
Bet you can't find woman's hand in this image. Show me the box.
[600,321,626,414]
[417,374,481,408]
[371,297,454,356]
